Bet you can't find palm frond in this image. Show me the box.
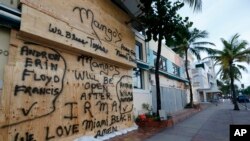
[209,34,250,83]
[192,46,216,55]
[234,49,250,62]
[236,64,248,72]
[183,0,202,12]
[189,47,201,60]
[192,41,215,46]
[189,30,208,43]
[230,33,240,46]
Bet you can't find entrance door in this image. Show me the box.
[199,91,204,102]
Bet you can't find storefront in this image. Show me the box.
[0,1,136,140]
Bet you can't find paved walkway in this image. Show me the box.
[145,100,250,141]
[109,104,207,141]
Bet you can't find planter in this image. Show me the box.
[135,119,173,128]
[147,120,162,127]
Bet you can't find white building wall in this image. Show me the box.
[148,40,188,113]
[148,41,176,63]
[133,89,152,116]
[132,31,152,116]
[186,51,200,103]
[191,59,219,102]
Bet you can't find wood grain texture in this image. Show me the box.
[0,31,134,140]
[20,0,136,68]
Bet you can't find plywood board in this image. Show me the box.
[0,31,134,140]
[20,1,136,68]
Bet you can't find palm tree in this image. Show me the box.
[217,79,231,97]
[172,28,215,107]
[207,34,250,110]
[174,0,202,11]
[218,64,247,82]
[183,0,202,11]
[137,0,192,115]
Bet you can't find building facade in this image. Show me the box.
[148,41,189,115]
[132,31,152,116]
[114,0,191,121]
[192,59,221,102]
[132,34,189,116]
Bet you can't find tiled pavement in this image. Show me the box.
[109,100,250,141]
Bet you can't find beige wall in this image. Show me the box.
[149,41,180,64]
[148,40,185,90]
[150,74,185,90]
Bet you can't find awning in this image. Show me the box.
[150,68,189,83]
[0,3,21,29]
[197,88,221,93]
[136,60,151,70]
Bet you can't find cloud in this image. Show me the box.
[179,0,250,87]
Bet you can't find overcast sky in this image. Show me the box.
[179,0,250,87]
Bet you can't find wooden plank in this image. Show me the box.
[20,0,131,29]
[20,2,136,68]
[0,32,134,140]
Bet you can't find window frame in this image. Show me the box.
[135,41,143,61]
[153,52,168,72]
[133,67,144,89]
[161,57,167,71]
[172,63,180,76]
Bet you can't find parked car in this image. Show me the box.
[237,95,250,103]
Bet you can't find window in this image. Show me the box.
[153,52,157,65]
[160,57,167,71]
[153,52,167,71]
[139,30,146,36]
[135,41,143,60]
[173,63,180,76]
[159,57,163,70]
[133,68,143,89]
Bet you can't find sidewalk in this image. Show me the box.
[145,100,250,141]
[108,103,210,141]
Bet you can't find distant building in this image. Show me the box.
[185,51,198,104]
[191,59,221,102]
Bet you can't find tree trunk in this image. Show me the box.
[229,64,240,110]
[185,49,194,108]
[155,33,163,116]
